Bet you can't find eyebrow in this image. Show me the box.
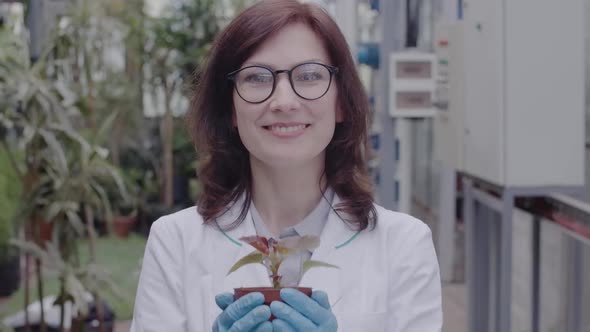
[241,59,327,69]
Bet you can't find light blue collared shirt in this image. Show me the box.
[250,188,334,286]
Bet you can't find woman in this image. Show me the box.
[131,1,442,331]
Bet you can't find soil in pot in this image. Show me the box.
[234,287,312,320]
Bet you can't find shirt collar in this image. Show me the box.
[251,188,335,239]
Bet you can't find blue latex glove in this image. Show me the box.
[270,289,338,332]
[212,292,272,332]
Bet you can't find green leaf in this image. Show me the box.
[90,181,113,222]
[45,242,66,271]
[81,263,128,302]
[302,260,339,276]
[65,209,85,235]
[93,110,119,145]
[38,128,68,173]
[9,239,50,262]
[227,250,264,275]
[65,272,90,316]
[49,123,91,154]
[103,163,130,201]
[45,201,78,222]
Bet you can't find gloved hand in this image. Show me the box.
[212,292,272,332]
[270,289,338,332]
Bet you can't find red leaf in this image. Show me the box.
[239,236,269,255]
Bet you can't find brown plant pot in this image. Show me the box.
[112,215,137,238]
[38,219,54,246]
[234,287,312,320]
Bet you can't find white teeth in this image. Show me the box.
[270,124,306,133]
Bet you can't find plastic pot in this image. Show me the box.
[234,287,312,320]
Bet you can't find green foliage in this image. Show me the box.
[0,11,132,325]
[0,235,146,321]
[227,251,264,275]
[172,118,198,177]
[146,0,219,82]
[10,239,127,316]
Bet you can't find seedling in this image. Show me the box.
[227,235,338,289]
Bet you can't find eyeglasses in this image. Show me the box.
[227,62,339,104]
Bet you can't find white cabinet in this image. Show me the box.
[435,0,586,188]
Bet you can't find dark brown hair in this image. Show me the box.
[188,0,377,231]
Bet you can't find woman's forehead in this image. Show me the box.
[241,58,327,70]
[242,23,331,69]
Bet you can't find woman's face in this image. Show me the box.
[232,23,341,169]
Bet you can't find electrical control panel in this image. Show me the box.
[389,51,437,118]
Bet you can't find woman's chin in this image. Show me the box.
[254,153,321,170]
[263,156,308,168]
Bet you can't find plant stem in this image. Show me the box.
[23,223,31,332]
[59,277,65,332]
[85,206,96,262]
[161,77,174,208]
[36,257,46,332]
[271,267,281,289]
[85,205,106,332]
[21,133,43,332]
[32,215,47,332]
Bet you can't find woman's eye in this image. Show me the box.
[243,73,273,83]
[296,72,322,81]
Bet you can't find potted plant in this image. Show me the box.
[227,235,337,306]
[112,201,137,238]
[111,165,143,238]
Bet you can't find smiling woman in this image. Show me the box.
[189,1,374,231]
[130,1,442,331]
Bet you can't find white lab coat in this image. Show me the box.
[131,194,442,332]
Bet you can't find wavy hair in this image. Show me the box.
[188,0,377,231]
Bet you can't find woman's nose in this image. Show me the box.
[268,75,300,111]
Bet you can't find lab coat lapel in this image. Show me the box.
[218,197,271,291]
[299,194,357,310]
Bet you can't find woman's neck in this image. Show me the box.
[250,157,326,236]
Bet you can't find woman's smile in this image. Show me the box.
[262,123,312,139]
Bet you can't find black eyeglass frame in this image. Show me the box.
[227,62,339,104]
